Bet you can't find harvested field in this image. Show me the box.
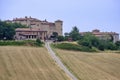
[55,49,120,80]
[0,46,70,80]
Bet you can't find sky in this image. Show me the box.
[0,0,120,34]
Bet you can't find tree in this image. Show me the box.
[109,34,114,42]
[53,32,58,37]
[57,36,64,41]
[115,41,120,49]
[0,21,28,40]
[78,33,101,49]
[50,32,58,39]
[0,21,15,40]
[64,32,69,41]
[107,42,117,50]
[115,41,120,46]
[78,39,91,48]
[69,26,81,41]
[4,24,15,40]
[64,32,69,37]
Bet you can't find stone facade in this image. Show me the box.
[7,16,63,40]
[15,28,47,40]
[80,29,119,43]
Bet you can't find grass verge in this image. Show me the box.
[0,40,43,47]
[52,43,97,52]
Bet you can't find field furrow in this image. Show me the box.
[55,49,120,80]
[0,46,69,80]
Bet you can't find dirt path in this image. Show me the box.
[45,42,78,80]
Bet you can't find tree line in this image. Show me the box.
[0,21,27,40]
[56,26,120,51]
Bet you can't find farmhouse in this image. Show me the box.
[6,16,63,40]
[15,28,47,40]
[80,29,119,42]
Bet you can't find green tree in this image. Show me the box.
[50,32,58,39]
[0,21,15,40]
[57,36,64,41]
[98,44,105,51]
[107,42,117,50]
[4,24,15,40]
[115,41,120,46]
[11,22,27,29]
[115,41,120,49]
[0,21,28,40]
[69,26,81,41]
[109,34,114,42]
[35,38,42,46]
[64,32,69,37]
[78,33,100,47]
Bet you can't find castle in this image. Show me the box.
[6,16,63,40]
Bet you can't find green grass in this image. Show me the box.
[52,43,97,52]
[0,40,43,47]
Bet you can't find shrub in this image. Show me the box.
[78,40,92,48]
[115,41,120,49]
[78,33,119,51]
[57,36,65,41]
[52,43,96,52]
[36,38,42,44]
[107,42,117,50]
[35,39,43,46]
[0,41,25,46]
[98,44,105,51]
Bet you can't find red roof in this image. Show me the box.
[13,17,41,22]
[15,28,47,32]
[80,29,119,35]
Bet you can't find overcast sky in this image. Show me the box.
[1,0,120,34]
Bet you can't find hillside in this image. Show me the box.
[0,46,69,80]
[54,49,120,80]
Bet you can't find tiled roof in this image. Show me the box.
[49,23,55,26]
[80,30,119,35]
[5,20,12,22]
[13,17,41,22]
[15,28,47,32]
[12,16,61,27]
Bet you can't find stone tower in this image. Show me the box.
[55,20,63,36]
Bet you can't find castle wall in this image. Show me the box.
[11,17,63,39]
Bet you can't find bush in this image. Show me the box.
[78,40,92,48]
[98,44,105,51]
[35,39,43,46]
[52,43,96,52]
[107,42,117,50]
[78,33,119,51]
[115,41,120,49]
[57,36,65,41]
[0,41,25,46]
[53,43,80,50]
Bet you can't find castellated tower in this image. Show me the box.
[55,20,63,36]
